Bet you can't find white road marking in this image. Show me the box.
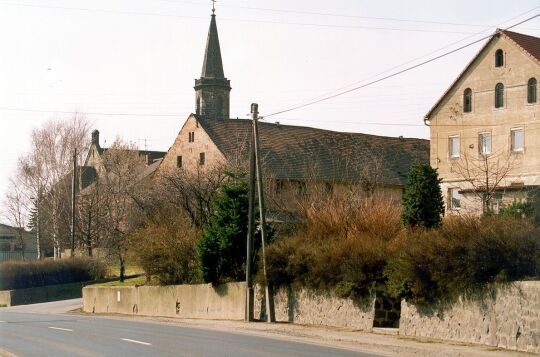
[121,338,152,346]
[0,321,6,323]
[48,327,73,332]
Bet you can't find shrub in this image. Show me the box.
[386,215,540,305]
[130,215,200,285]
[0,258,106,290]
[499,201,534,219]
[401,162,445,228]
[198,178,249,285]
[261,198,403,299]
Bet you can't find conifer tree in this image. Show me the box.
[401,162,445,228]
[197,178,248,284]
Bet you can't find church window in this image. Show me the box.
[528,78,537,103]
[199,152,205,165]
[176,155,182,168]
[188,132,195,142]
[216,96,224,117]
[495,83,504,108]
[463,88,472,113]
[495,49,504,67]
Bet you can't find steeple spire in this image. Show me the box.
[201,11,224,79]
[194,9,231,120]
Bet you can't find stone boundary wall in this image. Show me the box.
[399,281,540,354]
[254,286,375,331]
[83,282,246,320]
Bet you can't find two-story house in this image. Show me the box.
[426,29,540,214]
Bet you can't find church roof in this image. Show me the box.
[425,29,540,120]
[201,14,225,79]
[197,116,429,186]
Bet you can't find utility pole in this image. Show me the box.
[251,103,275,323]
[35,188,41,260]
[245,108,256,322]
[70,149,77,258]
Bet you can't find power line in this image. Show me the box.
[0,107,181,117]
[0,2,482,34]
[264,5,540,112]
[262,13,540,118]
[267,118,540,129]
[157,0,532,29]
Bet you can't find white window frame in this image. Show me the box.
[449,188,461,210]
[449,135,460,159]
[511,128,524,152]
[478,132,491,156]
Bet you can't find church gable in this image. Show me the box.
[157,114,226,175]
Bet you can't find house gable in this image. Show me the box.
[427,30,540,122]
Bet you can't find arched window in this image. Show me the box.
[495,83,504,108]
[495,49,504,67]
[528,78,537,104]
[463,88,472,113]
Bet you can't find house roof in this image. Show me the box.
[503,29,540,63]
[197,116,429,186]
[425,29,540,120]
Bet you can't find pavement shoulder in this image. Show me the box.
[71,311,533,357]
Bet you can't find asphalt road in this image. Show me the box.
[0,300,381,357]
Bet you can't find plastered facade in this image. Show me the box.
[428,34,540,214]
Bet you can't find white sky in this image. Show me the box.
[1,0,540,207]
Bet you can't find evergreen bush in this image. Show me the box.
[197,178,249,284]
[401,162,445,228]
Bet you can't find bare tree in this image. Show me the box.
[99,139,147,281]
[3,177,29,259]
[454,148,516,213]
[158,165,228,228]
[77,175,105,257]
[15,114,90,259]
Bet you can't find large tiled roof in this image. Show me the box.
[198,116,429,186]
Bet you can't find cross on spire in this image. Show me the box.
[212,0,216,14]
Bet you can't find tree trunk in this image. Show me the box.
[119,258,125,282]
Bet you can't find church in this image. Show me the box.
[156,11,429,200]
[83,10,429,206]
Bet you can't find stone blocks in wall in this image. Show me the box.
[399,281,540,354]
[254,285,375,331]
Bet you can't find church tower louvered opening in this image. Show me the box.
[194,10,231,120]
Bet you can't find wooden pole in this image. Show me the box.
[251,103,275,322]
[245,107,257,322]
[70,149,77,257]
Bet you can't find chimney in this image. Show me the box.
[91,130,100,148]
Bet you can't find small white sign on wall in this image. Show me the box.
[117,290,121,302]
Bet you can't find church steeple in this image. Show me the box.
[194,10,231,119]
